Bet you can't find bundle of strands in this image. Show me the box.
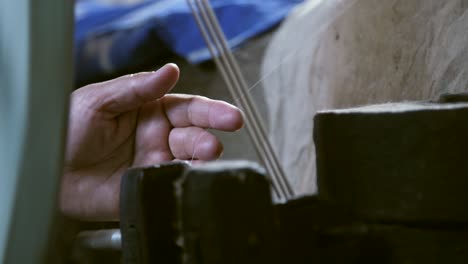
[186,0,294,201]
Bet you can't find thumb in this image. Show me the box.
[91,63,180,114]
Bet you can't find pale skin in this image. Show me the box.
[61,63,243,221]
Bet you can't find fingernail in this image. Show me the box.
[155,63,179,74]
[165,63,179,70]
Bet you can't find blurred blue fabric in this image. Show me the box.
[74,0,303,86]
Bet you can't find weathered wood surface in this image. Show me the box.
[119,161,277,264]
[315,102,468,223]
[261,0,468,195]
[277,196,468,264]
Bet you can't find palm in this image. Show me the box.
[61,64,243,221]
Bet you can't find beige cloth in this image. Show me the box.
[261,0,468,195]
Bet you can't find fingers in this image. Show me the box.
[168,127,223,160]
[162,94,243,131]
[132,100,173,167]
[84,63,180,114]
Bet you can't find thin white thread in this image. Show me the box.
[231,50,300,104]
[190,0,362,169]
[189,128,210,165]
[230,0,360,104]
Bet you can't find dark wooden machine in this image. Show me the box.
[74,94,468,264]
[73,2,468,263]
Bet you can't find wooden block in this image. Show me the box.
[120,161,276,264]
[315,102,468,223]
[313,224,468,264]
[182,161,278,264]
[120,162,188,264]
[276,196,356,264]
[277,196,468,264]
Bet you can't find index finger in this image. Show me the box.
[161,94,244,131]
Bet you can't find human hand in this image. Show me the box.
[61,64,243,221]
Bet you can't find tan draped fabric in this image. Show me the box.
[261,0,468,195]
